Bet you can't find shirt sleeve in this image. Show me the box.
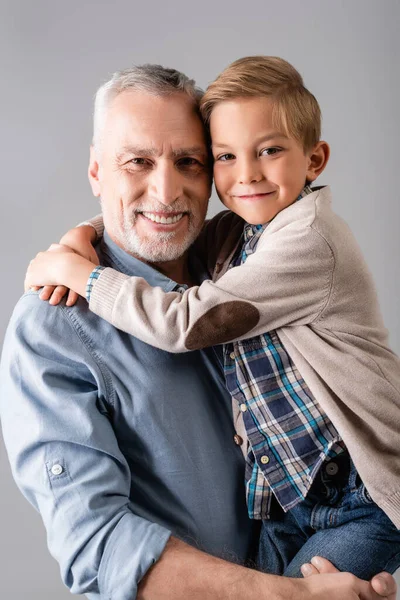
[78,213,105,240]
[88,224,334,352]
[0,294,171,599]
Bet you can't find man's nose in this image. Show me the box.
[237,159,263,185]
[148,163,182,206]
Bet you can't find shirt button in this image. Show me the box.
[325,461,339,476]
[233,434,243,446]
[260,455,270,465]
[325,462,339,475]
[229,352,235,360]
[240,403,247,413]
[51,464,63,476]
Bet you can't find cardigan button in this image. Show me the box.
[233,434,243,446]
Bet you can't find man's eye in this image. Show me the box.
[260,147,282,156]
[217,153,235,162]
[178,157,201,167]
[130,158,147,165]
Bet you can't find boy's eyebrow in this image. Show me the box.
[212,132,288,149]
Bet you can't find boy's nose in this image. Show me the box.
[237,161,263,185]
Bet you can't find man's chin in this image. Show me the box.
[121,232,194,264]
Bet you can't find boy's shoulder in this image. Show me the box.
[193,210,245,274]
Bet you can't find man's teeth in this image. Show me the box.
[142,212,184,224]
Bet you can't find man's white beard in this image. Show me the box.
[119,210,202,263]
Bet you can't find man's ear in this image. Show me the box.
[88,145,101,197]
[306,141,330,182]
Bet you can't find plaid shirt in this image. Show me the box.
[225,187,345,519]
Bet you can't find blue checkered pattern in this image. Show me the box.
[86,265,105,302]
[224,187,345,519]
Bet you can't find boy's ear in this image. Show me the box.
[306,141,330,182]
[88,145,101,197]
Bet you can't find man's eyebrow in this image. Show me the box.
[212,132,288,149]
[117,145,159,158]
[171,146,208,159]
[116,145,207,160]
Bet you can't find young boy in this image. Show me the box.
[26,56,400,579]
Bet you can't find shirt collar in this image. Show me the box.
[100,230,178,293]
[99,230,209,292]
[243,184,314,242]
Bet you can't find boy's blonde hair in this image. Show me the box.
[200,56,321,151]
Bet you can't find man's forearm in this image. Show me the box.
[137,537,296,600]
[137,537,396,600]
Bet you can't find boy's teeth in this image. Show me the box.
[142,212,184,224]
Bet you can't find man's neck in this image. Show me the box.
[105,233,195,286]
[147,255,195,287]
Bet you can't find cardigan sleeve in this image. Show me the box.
[78,214,105,240]
[88,224,335,352]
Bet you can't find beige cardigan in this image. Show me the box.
[87,186,400,527]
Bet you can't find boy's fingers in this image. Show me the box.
[39,285,56,301]
[66,290,79,307]
[48,286,68,305]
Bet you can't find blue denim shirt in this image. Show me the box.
[0,232,254,600]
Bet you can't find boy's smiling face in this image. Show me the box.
[210,97,329,224]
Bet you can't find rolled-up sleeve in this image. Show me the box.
[0,294,171,599]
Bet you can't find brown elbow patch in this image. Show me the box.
[185,301,259,350]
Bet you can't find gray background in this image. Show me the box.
[1,0,399,597]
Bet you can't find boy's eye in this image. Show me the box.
[217,153,235,162]
[260,147,282,156]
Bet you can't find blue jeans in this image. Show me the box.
[258,452,400,578]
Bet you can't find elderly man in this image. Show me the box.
[0,65,396,600]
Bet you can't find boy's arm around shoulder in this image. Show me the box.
[89,220,334,352]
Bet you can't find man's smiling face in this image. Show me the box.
[89,90,211,263]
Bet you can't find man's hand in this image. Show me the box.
[300,556,397,600]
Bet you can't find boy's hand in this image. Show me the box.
[25,244,97,306]
[32,226,98,306]
[25,244,80,306]
[300,556,397,600]
[59,225,98,264]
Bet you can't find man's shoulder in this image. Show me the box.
[6,291,92,352]
[11,290,86,324]
[2,291,105,386]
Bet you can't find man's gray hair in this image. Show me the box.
[93,64,204,147]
